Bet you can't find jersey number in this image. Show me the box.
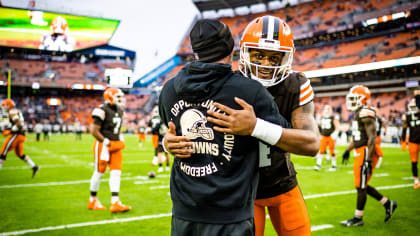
[259,142,271,167]
[321,119,332,130]
[113,117,122,134]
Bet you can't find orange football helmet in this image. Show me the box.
[1,99,15,112]
[239,15,295,87]
[50,16,68,35]
[408,98,418,113]
[323,105,333,117]
[346,85,371,111]
[104,88,125,107]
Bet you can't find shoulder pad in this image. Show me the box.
[299,78,314,106]
[359,107,376,118]
[92,108,105,120]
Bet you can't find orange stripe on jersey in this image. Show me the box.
[299,89,312,102]
[300,83,311,95]
[299,89,313,104]
[359,108,376,118]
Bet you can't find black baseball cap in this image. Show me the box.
[190,19,234,62]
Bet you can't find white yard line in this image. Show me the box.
[0,213,172,236]
[402,176,414,180]
[311,224,334,231]
[0,176,155,189]
[0,183,413,235]
[149,185,169,190]
[304,184,412,199]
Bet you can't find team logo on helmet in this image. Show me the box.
[180,109,214,140]
[346,85,371,111]
[408,98,418,113]
[104,87,125,107]
[1,99,15,113]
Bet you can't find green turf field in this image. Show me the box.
[0,134,419,235]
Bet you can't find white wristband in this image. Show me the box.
[103,138,110,146]
[251,118,283,146]
[162,137,170,153]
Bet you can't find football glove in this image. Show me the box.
[2,129,11,136]
[361,160,372,175]
[401,141,407,152]
[342,150,350,165]
[11,125,18,132]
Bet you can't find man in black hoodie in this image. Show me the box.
[158,19,289,236]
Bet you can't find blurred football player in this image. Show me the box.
[402,98,420,189]
[0,99,39,177]
[341,85,397,226]
[373,108,386,168]
[39,16,75,52]
[136,119,146,149]
[149,107,160,166]
[315,104,340,171]
[164,16,319,236]
[150,108,170,172]
[88,88,131,212]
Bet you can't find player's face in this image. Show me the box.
[249,48,284,80]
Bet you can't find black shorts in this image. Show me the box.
[171,216,254,236]
[157,144,166,153]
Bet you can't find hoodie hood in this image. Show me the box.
[173,61,233,102]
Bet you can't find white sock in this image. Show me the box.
[325,154,331,161]
[316,155,323,166]
[89,196,97,202]
[24,156,36,168]
[414,177,419,184]
[111,196,119,204]
[331,155,337,167]
[109,170,121,193]
[89,171,104,192]
[376,157,383,167]
[355,209,363,218]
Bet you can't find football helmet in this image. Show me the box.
[239,15,295,87]
[151,106,159,118]
[1,99,15,112]
[50,16,68,35]
[346,85,371,111]
[323,105,332,117]
[408,98,418,113]
[180,109,214,140]
[104,88,125,107]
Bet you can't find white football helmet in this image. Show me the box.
[180,109,214,140]
[323,105,332,117]
[408,98,418,113]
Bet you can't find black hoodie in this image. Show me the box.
[159,61,288,224]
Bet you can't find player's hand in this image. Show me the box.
[2,129,10,136]
[342,150,350,165]
[401,141,407,152]
[164,122,194,158]
[362,160,372,175]
[207,97,257,136]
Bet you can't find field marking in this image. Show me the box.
[0,176,157,189]
[149,185,169,190]
[0,183,412,235]
[0,213,172,236]
[374,173,390,177]
[304,184,412,199]
[402,176,414,180]
[311,224,334,231]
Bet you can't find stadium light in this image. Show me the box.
[304,56,420,78]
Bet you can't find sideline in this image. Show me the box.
[0,183,412,235]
